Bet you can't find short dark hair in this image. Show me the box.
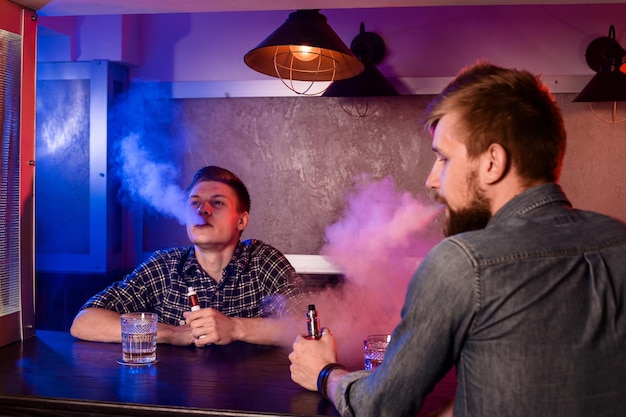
[422,61,567,184]
[186,166,251,213]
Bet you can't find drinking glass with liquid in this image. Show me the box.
[364,334,391,371]
[119,312,158,365]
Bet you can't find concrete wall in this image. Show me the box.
[34,3,626,261]
[138,93,626,256]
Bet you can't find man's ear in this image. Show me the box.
[237,212,249,231]
[481,143,509,185]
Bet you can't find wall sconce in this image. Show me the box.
[323,23,399,117]
[323,23,399,98]
[244,9,364,96]
[573,24,626,123]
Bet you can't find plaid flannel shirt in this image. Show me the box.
[80,239,304,325]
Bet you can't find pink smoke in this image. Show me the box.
[310,174,442,369]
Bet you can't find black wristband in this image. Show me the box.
[316,363,347,400]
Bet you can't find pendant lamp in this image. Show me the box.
[244,10,364,95]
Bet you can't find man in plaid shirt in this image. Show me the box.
[70,166,304,347]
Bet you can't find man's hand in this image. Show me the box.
[157,322,195,346]
[289,328,339,391]
[183,308,241,346]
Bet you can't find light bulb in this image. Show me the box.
[289,45,321,62]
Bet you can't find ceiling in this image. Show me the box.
[25,0,623,96]
[13,0,625,16]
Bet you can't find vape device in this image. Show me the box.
[187,287,200,311]
[306,304,321,340]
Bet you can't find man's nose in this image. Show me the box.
[425,165,439,190]
[198,201,211,216]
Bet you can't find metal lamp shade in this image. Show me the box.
[573,70,626,102]
[244,10,364,83]
[323,63,399,97]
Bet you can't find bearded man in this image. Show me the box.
[289,62,626,417]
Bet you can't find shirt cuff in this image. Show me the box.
[333,369,371,417]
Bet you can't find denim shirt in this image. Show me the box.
[334,183,626,417]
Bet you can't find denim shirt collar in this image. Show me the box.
[487,182,572,228]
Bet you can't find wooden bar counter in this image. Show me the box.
[0,330,340,416]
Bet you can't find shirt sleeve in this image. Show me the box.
[253,242,306,317]
[333,239,477,417]
[79,250,172,314]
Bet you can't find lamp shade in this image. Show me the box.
[574,24,626,103]
[244,10,364,83]
[323,63,399,97]
[573,70,626,102]
[323,23,399,97]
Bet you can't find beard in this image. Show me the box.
[438,173,492,237]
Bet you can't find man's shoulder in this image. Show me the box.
[422,237,476,269]
[439,207,626,265]
[150,245,192,256]
[575,208,626,227]
[144,246,194,264]
[238,239,293,269]
[240,239,284,256]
